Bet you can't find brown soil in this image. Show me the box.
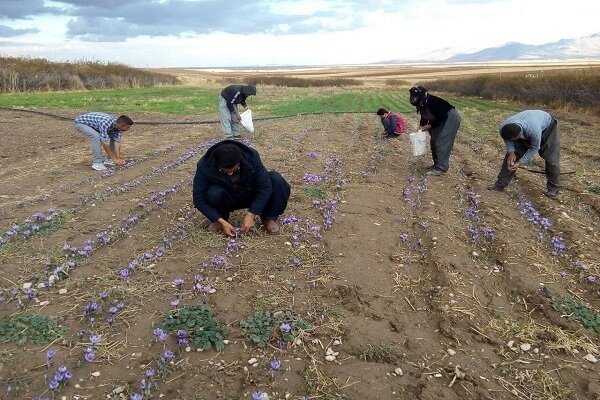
[0,100,598,400]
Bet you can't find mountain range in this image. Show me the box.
[378,33,600,64]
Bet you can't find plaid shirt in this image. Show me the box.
[74,112,123,143]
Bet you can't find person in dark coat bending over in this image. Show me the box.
[488,110,561,198]
[219,84,257,140]
[409,86,461,176]
[193,140,291,237]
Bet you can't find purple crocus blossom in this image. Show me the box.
[163,350,175,361]
[89,334,101,345]
[172,278,184,288]
[280,323,292,334]
[270,359,281,371]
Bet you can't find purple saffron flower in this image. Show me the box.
[48,379,60,390]
[280,323,292,334]
[119,268,130,280]
[399,233,409,242]
[153,327,168,342]
[163,350,174,361]
[270,359,281,371]
[588,275,598,282]
[84,349,95,362]
[177,338,188,347]
[211,255,226,268]
[145,368,155,378]
[292,258,302,267]
[99,290,109,299]
[46,349,56,361]
[170,299,180,307]
[131,394,143,400]
[252,392,267,400]
[109,306,119,314]
[89,334,101,345]
[172,278,184,288]
[176,329,188,338]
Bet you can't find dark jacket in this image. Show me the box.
[192,140,272,222]
[418,95,455,129]
[220,85,256,113]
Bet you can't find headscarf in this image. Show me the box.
[409,86,428,110]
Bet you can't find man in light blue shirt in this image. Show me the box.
[488,110,561,198]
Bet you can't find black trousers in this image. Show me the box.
[206,171,291,221]
[494,117,560,191]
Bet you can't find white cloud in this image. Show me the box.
[0,0,598,67]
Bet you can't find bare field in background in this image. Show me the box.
[157,61,600,86]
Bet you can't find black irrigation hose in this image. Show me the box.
[0,106,373,125]
[521,168,576,175]
[1,106,577,174]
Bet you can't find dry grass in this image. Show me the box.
[0,56,179,92]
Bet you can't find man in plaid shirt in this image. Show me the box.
[74,112,134,171]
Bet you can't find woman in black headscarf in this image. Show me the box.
[409,86,461,176]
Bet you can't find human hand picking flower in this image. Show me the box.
[241,212,255,233]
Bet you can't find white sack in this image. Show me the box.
[409,130,428,157]
[240,109,254,133]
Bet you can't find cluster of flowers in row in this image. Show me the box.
[0,208,60,247]
[464,190,495,243]
[402,175,428,210]
[98,144,177,178]
[517,198,598,287]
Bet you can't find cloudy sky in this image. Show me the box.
[0,0,598,67]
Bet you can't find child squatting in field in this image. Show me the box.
[409,86,461,176]
[376,108,408,138]
[73,112,134,171]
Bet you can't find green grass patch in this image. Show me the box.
[551,295,600,334]
[0,312,65,345]
[37,212,71,236]
[361,343,397,363]
[159,304,227,351]
[240,310,311,347]
[303,186,327,199]
[0,86,509,117]
[240,312,277,347]
[588,185,600,194]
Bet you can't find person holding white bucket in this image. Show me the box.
[409,86,461,176]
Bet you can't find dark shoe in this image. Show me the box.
[208,221,223,233]
[426,169,445,176]
[544,189,559,199]
[487,184,504,192]
[262,219,280,235]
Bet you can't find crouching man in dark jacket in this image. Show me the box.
[193,140,291,237]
